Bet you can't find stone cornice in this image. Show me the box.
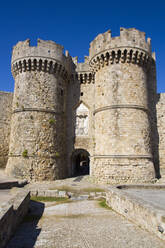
[12,57,69,80]
[89,47,152,72]
[71,71,95,84]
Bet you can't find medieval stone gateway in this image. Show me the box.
[0,27,165,183]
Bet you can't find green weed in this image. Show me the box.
[98,199,112,210]
[22,149,28,158]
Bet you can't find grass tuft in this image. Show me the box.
[22,149,28,158]
[82,187,105,193]
[98,199,112,210]
[49,118,56,125]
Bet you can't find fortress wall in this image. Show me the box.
[0,92,13,168]
[147,60,160,177]
[156,93,165,176]
[66,57,95,176]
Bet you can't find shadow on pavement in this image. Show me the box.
[7,200,45,248]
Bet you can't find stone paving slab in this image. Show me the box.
[0,169,19,189]
[0,189,13,207]
[123,188,165,210]
[0,169,16,182]
[7,200,165,248]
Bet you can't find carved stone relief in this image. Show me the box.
[75,103,89,136]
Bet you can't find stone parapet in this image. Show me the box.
[106,186,165,241]
[11,39,74,80]
[89,28,151,59]
[0,190,30,248]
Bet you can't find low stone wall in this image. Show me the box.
[30,189,106,200]
[106,186,165,241]
[0,190,30,248]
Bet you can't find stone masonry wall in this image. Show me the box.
[0,92,13,168]
[6,39,73,181]
[6,70,67,181]
[156,93,165,176]
[66,57,95,176]
[147,60,160,177]
[89,28,155,183]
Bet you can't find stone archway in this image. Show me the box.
[71,149,90,176]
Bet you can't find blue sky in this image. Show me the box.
[0,0,164,92]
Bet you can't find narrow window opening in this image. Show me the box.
[81,92,83,96]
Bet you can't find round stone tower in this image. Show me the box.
[6,39,72,181]
[89,28,155,183]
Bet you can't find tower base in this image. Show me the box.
[6,156,67,181]
[91,157,155,184]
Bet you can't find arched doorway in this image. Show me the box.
[72,149,90,176]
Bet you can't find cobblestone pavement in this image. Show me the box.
[7,200,165,248]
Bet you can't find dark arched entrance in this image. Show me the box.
[72,149,90,176]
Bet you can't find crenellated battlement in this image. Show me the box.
[89,28,151,60]
[12,39,74,78]
[71,56,94,84]
[12,39,65,63]
[75,56,90,72]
